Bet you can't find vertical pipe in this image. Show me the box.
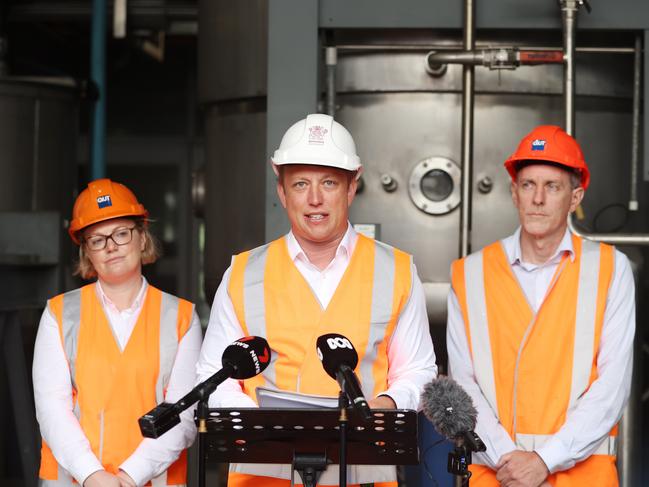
[629,34,642,211]
[459,0,475,258]
[325,46,337,117]
[90,0,107,180]
[561,1,578,136]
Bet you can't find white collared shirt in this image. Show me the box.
[95,277,149,350]
[447,228,635,473]
[197,224,438,410]
[505,226,575,312]
[33,277,202,486]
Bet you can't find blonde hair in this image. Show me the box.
[73,219,161,280]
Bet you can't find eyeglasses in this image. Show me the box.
[83,226,137,251]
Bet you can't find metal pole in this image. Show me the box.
[561,0,578,136]
[325,46,337,117]
[629,34,642,212]
[459,0,475,258]
[90,0,107,180]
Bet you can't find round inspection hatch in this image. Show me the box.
[408,157,461,215]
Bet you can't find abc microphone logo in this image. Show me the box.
[326,337,353,350]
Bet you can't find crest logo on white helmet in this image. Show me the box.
[308,125,328,145]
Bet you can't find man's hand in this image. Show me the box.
[117,470,137,487]
[83,470,122,487]
[495,450,549,487]
[368,395,396,409]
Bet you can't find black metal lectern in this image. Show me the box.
[196,404,418,487]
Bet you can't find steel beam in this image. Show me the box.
[265,0,319,240]
[320,0,649,29]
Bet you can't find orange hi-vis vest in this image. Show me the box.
[39,283,194,486]
[226,234,413,486]
[451,235,618,487]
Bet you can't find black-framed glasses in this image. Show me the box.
[83,226,137,251]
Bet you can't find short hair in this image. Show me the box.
[276,164,356,186]
[73,219,161,280]
[515,160,582,190]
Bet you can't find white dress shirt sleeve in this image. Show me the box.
[119,311,203,486]
[33,306,104,485]
[446,289,518,468]
[196,265,258,408]
[376,265,438,410]
[535,250,636,473]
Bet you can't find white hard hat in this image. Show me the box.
[271,114,362,176]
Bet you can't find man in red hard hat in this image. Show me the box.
[447,126,635,486]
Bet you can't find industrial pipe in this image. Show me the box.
[561,0,578,135]
[459,0,475,258]
[426,48,563,70]
[90,0,107,180]
[325,46,337,117]
[629,34,641,212]
[338,43,634,54]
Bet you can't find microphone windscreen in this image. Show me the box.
[316,333,359,379]
[421,376,477,440]
[222,336,272,379]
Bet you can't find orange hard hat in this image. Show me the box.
[68,178,148,244]
[504,125,590,189]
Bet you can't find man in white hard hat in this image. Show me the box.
[197,113,438,487]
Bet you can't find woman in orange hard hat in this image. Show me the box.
[33,179,201,487]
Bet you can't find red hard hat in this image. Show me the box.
[68,178,148,244]
[504,125,590,189]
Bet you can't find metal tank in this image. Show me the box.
[198,12,636,322]
[198,0,268,301]
[0,76,78,487]
[0,77,78,305]
[336,36,635,329]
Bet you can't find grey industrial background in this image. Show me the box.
[1,1,648,486]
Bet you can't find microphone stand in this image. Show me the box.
[448,431,486,487]
[197,399,209,487]
[338,391,348,487]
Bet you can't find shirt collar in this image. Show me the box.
[506,226,575,266]
[96,276,148,314]
[286,223,358,266]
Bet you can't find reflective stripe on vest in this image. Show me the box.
[570,239,601,410]
[460,236,616,455]
[515,433,617,456]
[39,283,191,486]
[241,242,273,384]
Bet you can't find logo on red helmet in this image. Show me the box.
[96,195,112,209]
[308,125,328,145]
[531,139,546,151]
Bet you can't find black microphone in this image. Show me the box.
[316,333,372,421]
[421,376,486,477]
[139,336,271,438]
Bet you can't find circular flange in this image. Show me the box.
[408,156,461,215]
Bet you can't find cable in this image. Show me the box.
[592,203,630,233]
